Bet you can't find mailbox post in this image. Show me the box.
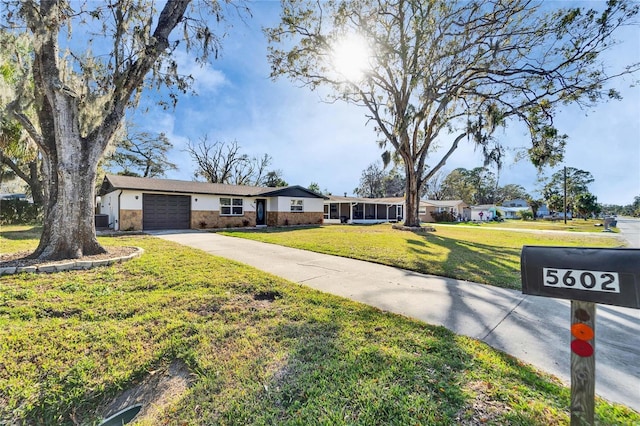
[521,246,640,425]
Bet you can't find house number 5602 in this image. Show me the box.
[543,268,620,293]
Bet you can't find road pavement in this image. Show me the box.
[617,216,640,248]
[151,227,640,412]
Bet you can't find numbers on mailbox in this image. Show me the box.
[543,268,620,293]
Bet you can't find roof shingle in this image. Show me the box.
[101,175,325,198]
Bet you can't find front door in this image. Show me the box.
[256,199,266,226]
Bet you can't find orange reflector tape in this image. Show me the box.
[571,339,594,357]
[571,323,594,341]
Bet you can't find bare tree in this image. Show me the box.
[266,0,639,226]
[105,129,177,178]
[2,1,245,260]
[186,137,273,186]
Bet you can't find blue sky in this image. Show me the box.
[130,1,640,205]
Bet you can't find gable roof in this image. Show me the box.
[99,175,326,199]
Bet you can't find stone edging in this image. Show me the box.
[391,224,436,232]
[0,247,144,276]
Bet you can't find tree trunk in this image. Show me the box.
[403,163,421,227]
[30,101,106,260]
[29,31,107,260]
[31,160,104,260]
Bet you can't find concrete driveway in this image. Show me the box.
[151,229,640,412]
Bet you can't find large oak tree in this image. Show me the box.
[266,0,639,226]
[2,0,240,259]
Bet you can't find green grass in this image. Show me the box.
[443,218,619,233]
[1,226,638,425]
[219,223,624,289]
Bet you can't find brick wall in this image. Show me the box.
[419,206,437,223]
[191,210,257,229]
[120,209,142,231]
[268,211,323,226]
[123,208,322,230]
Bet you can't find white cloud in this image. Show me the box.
[173,50,227,95]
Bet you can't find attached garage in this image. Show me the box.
[142,194,191,230]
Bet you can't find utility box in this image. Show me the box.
[521,246,640,309]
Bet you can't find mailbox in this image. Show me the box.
[521,246,640,309]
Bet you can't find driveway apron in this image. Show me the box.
[151,229,640,412]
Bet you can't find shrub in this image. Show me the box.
[0,200,42,225]
[520,211,534,220]
[430,211,457,222]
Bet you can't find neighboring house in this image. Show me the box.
[470,204,498,221]
[498,199,531,219]
[536,204,550,218]
[499,206,531,219]
[419,199,469,222]
[502,198,528,207]
[322,196,471,224]
[98,175,326,231]
[323,195,404,224]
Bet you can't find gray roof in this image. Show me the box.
[100,175,326,198]
[471,204,498,210]
[420,199,467,208]
[326,195,405,204]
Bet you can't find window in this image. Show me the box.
[290,199,304,212]
[220,197,243,215]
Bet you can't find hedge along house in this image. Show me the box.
[98,175,326,231]
[323,195,405,224]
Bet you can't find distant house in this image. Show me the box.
[419,199,469,222]
[470,204,498,221]
[502,198,528,207]
[323,195,404,224]
[98,175,326,231]
[498,199,531,219]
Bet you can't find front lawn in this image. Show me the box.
[1,226,637,425]
[445,219,618,232]
[220,223,623,289]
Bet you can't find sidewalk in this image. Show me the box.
[152,230,640,411]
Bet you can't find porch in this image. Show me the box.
[323,196,404,224]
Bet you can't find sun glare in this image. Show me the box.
[331,34,371,81]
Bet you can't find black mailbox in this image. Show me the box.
[521,246,640,309]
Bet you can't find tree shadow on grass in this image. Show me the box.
[407,231,523,289]
[0,226,42,241]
